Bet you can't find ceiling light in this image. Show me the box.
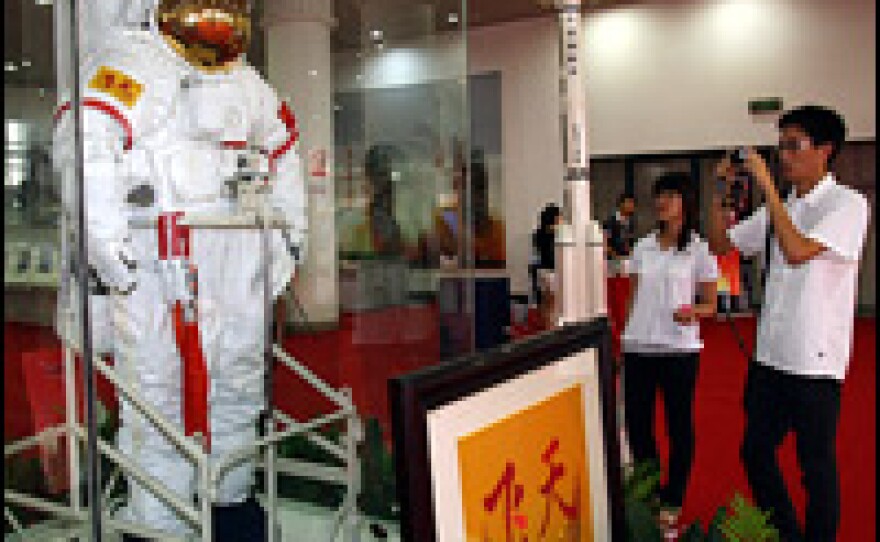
[370,29,383,40]
[35,0,53,5]
[5,62,18,72]
[448,13,459,24]
[20,59,32,68]
[308,69,318,77]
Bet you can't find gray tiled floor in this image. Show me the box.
[5,499,401,541]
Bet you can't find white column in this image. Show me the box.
[264,0,339,326]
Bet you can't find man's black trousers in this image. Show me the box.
[741,363,842,542]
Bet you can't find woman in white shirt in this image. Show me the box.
[622,172,719,528]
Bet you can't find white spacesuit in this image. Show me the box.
[53,0,306,538]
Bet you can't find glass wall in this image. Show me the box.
[5,0,472,539]
[270,0,472,534]
[4,0,92,539]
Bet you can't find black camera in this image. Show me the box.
[729,175,747,205]
[730,147,749,166]
[723,148,750,208]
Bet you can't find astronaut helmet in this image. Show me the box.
[155,0,252,72]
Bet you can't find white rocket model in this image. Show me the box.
[554,0,608,326]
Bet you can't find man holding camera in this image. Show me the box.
[708,105,869,542]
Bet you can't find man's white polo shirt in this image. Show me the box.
[729,173,870,380]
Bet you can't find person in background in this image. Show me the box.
[622,172,718,536]
[530,203,562,327]
[434,150,506,268]
[339,144,406,258]
[604,193,637,359]
[708,105,870,542]
[715,200,743,317]
[603,193,637,274]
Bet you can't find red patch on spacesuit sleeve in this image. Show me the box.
[53,99,134,151]
[278,101,296,131]
[269,101,299,173]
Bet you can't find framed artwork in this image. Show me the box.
[390,318,624,541]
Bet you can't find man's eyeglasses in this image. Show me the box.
[777,139,812,152]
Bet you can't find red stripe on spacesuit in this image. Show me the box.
[158,213,210,450]
[171,215,190,258]
[53,99,134,151]
[269,101,299,173]
[173,301,211,452]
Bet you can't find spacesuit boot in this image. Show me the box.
[121,499,267,541]
[212,497,267,542]
[119,501,266,542]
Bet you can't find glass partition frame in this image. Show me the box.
[5,1,473,539]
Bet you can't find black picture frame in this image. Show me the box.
[389,317,624,541]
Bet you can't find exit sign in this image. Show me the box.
[749,98,783,114]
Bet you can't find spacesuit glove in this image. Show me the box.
[90,243,138,295]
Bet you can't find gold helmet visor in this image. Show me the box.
[157,0,251,72]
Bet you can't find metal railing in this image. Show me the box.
[5,213,364,541]
[4,345,364,541]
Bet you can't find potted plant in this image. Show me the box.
[623,461,780,542]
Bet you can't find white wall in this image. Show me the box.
[584,0,876,155]
[473,0,876,293]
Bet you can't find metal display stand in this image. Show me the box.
[5,211,365,542]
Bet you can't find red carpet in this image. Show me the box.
[4,314,875,540]
[661,316,876,542]
[513,313,876,540]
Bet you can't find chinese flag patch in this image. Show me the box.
[88,66,144,108]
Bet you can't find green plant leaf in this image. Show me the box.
[625,499,664,542]
[717,493,780,542]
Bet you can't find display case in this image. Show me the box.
[5,0,470,540]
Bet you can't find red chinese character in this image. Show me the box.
[484,462,527,542]
[538,439,580,539]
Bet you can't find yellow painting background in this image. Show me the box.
[457,385,593,541]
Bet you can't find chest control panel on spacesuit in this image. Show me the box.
[225,148,272,214]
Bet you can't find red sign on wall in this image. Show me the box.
[309,148,327,178]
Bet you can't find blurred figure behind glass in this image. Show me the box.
[603,193,636,275]
[530,203,562,326]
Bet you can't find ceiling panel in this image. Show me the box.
[4,0,56,89]
[3,0,640,88]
